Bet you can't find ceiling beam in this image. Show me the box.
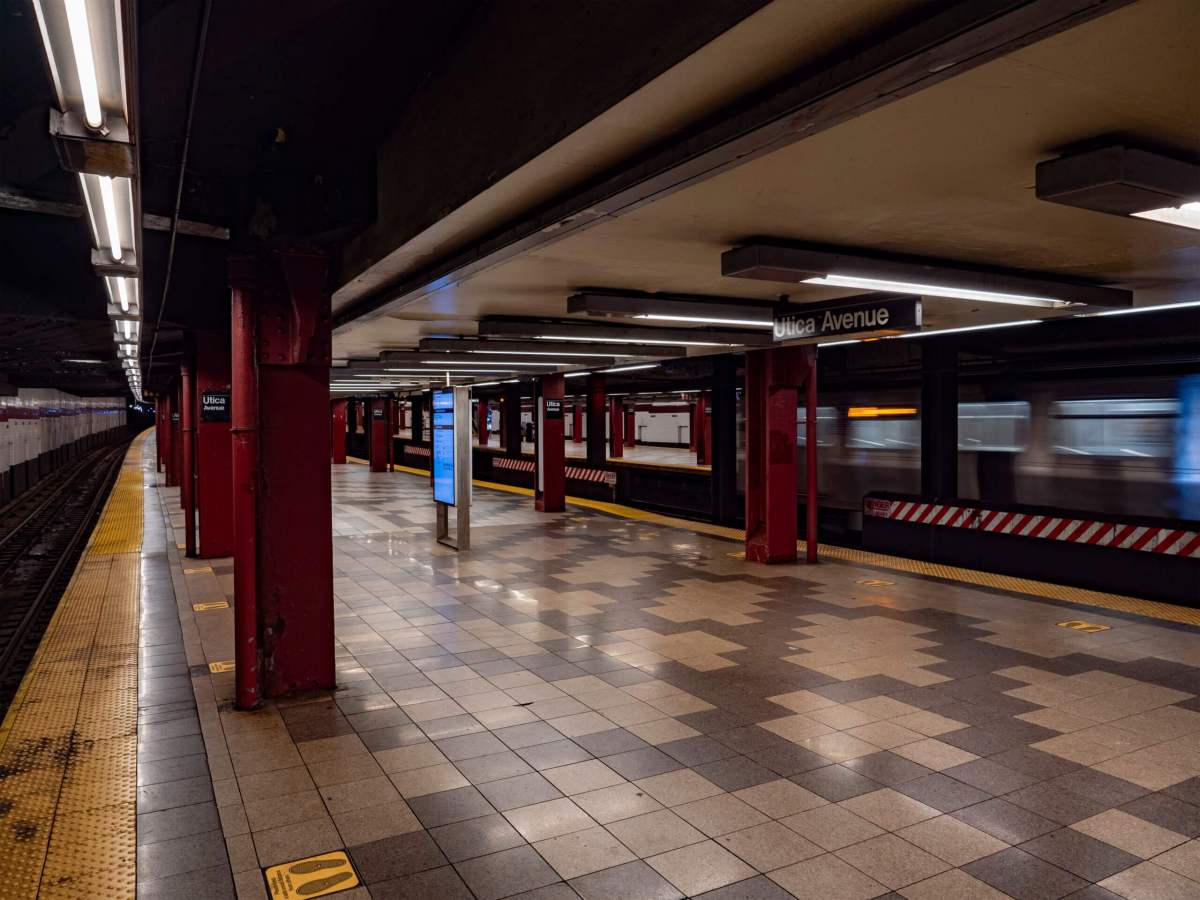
[333,0,1135,331]
[0,186,230,240]
[567,290,776,325]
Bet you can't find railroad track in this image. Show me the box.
[0,439,130,714]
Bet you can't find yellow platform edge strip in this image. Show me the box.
[351,457,1200,628]
[0,431,147,899]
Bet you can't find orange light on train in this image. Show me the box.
[847,406,918,418]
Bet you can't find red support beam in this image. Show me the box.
[609,397,624,459]
[368,398,388,472]
[572,402,583,444]
[330,399,348,464]
[624,407,636,447]
[586,375,606,466]
[477,399,489,447]
[744,345,813,564]
[695,393,709,465]
[229,261,260,710]
[805,349,819,564]
[229,250,336,706]
[195,332,234,557]
[702,391,713,466]
[689,400,697,453]
[535,374,565,512]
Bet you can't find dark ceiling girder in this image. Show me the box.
[332,0,1136,332]
[415,337,688,358]
[0,186,230,239]
[476,317,774,346]
[720,241,1133,307]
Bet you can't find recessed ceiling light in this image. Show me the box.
[1131,201,1200,231]
[802,275,1068,308]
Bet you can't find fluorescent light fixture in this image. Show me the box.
[64,0,102,128]
[818,339,862,348]
[98,175,122,260]
[537,334,731,347]
[382,369,494,375]
[418,360,561,367]
[1093,299,1200,317]
[563,371,591,378]
[899,319,1040,339]
[471,381,501,387]
[120,318,132,339]
[633,314,773,328]
[63,357,104,364]
[115,277,130,311]
[466,350,618,357]
[1131,201,1200,231]
[802,274,1067,309]
[503,379,520,383]
[604,363,658,373]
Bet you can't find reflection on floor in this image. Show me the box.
[385,429,705,467]
[158,462,1200,900]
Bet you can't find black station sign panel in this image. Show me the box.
[200,391,231,423]
[544,399,563,420]
[773,296,921,342]
[372,406,384,419]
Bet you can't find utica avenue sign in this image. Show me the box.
[773,295,920,342]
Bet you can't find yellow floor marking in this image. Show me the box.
[264,851,359,899]
[193,601,230,612]
[0,430,148,899]
[857,578,896,587]
[208,660,235,673]
[1058,620,1111,633]
[361,460,1200,629]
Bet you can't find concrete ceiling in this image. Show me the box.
[333,0,1199,362]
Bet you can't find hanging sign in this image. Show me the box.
[200,391,231,423]
[773,296,921,342]
[544,399,563,420]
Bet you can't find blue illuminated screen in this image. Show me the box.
[432,389,456,506]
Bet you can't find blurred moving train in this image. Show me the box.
[800,374,1200,525]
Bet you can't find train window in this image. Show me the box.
[958,402,1029,452]
[798,406,838,446]
[1050,398,1179,458]
[846,412,920,450]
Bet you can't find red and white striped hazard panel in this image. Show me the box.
[493,457,535,473]
[404,445,431,458]
[865,499,1200,559]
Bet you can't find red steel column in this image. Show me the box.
[702,391,713,465]
[195,332,234,558]
[388,398,397,472]
[175,383,185,506]
[572,403,583,444]
[695,393,709,464]
[744,346,808,564]
[535,374,565,512]
[477,399,489,446]
[330,399,348,464]
[689,400,698,453]
[181,349,198,556]
[229,259,260,709]
[805,347,819,563]
[624,407,636,448]
[256,250,335,697]
[368,398,388,471]
[609,397,624,459]
[586,375,606,466]
[399,400,407,432]
[164,389,179,487]
[155,399,165,471]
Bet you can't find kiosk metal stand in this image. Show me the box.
[432,386,471,550]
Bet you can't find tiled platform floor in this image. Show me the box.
[148,458,1200,899]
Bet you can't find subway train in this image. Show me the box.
[798,374,1200,526]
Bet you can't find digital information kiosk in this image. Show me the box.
[432,386,471,549]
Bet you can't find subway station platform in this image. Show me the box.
[6,435,1200,900]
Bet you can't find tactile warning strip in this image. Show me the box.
[0,433,147,899]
